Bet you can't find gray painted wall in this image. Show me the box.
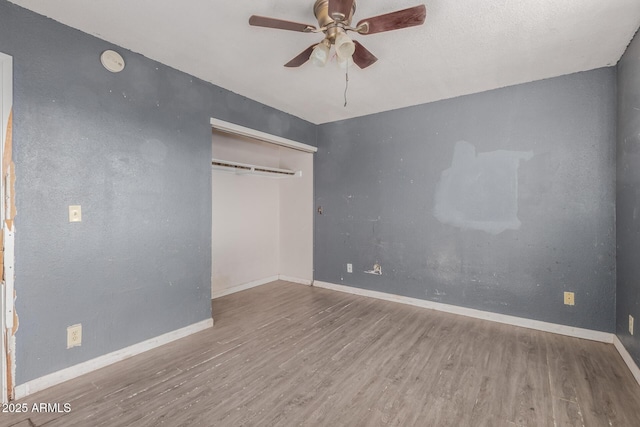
[315,68,617,332]
[617,30,640,366]
[0,0,631,388]
[0,1,315,384]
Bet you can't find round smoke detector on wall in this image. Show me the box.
[100,50,125,73]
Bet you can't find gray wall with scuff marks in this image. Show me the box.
[617,30,640,366]
[315,68,617,332]
[0,0,315,384]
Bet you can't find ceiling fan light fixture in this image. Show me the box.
[334,32,355,59]
[249,3,427,69]
[311,41,330,67]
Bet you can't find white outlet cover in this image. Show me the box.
[347,263,353,273]
[564,292,575,306]
[67,323,82,349]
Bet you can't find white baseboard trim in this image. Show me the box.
[614,336,640,386]
[313,281,614,344]
[14,318,213,400]
[212,275,279,299]
[278,275,312,286]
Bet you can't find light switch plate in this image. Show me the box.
[69,205,82,222]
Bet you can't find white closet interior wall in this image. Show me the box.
[211,130,313,299]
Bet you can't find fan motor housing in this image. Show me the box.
[314,0,356,32]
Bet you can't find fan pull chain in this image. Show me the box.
[344,66,349,107]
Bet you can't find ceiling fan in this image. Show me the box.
[249,0,427,69]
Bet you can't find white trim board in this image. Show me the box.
[212,275,279,299]
[312,281,614,344]
[14,318,213,400]
[278,275,312,286]
[0,283,5,404]
[614,336,640,386]
[0,51,12,405]
[210,118,317,153]
[1,52,11,143]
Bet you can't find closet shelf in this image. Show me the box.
[212,159,301,178]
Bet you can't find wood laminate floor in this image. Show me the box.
[3,280,640,426]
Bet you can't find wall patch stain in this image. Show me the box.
[434,141,533,235]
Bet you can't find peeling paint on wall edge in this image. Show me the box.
[2,106,16,401]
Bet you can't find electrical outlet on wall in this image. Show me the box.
[564,292,575,306]
[630,315,635,336]
[347,263,353,273]
[67,324,82,349]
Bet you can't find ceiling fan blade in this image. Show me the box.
[328,0,355,21]
[352,41,378,69]
[249,15,316,33]
[356,5,426,35]
[284,45,317,67]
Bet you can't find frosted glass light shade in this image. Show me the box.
[335,32,355,59]
[311,43,330,67]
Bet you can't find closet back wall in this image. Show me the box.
[211,132,281,297]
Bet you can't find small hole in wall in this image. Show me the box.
[373,263,382,275]
[365,263,382,275]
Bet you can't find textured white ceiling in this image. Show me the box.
[9,0,640,124]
